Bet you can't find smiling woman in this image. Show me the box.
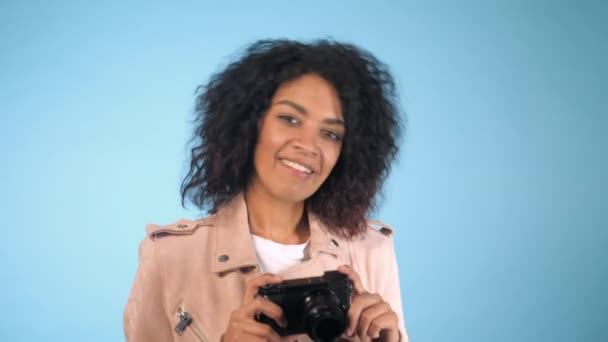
[124,39,408,342]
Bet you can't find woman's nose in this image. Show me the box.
[291,128,318,156]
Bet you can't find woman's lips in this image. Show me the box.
[279,158,315,180]
[280,158,313,173]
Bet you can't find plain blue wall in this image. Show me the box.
[1,1,606,341]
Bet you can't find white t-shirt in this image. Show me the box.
[251,234,309,274]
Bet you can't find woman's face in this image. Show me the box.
[249,73,344,204]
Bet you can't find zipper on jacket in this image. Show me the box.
[174,306,209,342]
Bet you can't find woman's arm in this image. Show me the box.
[124,237,174,342]
[380,237,408,341]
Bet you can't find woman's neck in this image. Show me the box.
[244,184,310,245]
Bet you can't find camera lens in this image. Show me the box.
[298,289,347,342]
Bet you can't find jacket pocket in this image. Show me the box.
[173,305,210,342]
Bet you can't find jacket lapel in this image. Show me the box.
[210,193,259,274]
[209,193,351,277]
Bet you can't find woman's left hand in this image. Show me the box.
[337,265,400,342]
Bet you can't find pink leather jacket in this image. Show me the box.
[124,194,409,341]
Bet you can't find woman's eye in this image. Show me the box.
[278,115,299,125]
[322,130,342,142]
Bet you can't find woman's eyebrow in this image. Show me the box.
[324,118,345,127]
[275,100,307,114]
[274,100,344,127]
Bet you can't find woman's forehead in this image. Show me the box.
[271,74,343,121]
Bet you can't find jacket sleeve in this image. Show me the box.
[124,236,174,342]
[380,236,409,342]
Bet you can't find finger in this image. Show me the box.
[235,320,282,342]
[244,297,287,328]
[225,323,267,342]
[346,293,383,336]
[357,301,392,339]
[337,265,366,295]
[366,312,399,341]
[243,273,283,304]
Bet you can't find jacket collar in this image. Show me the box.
[210,193,348,274]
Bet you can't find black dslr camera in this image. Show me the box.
[256,271,352,342]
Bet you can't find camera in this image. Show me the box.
[256,271,352,342]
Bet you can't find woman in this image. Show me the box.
[124,39,409,342]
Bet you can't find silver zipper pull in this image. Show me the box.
[174,307,192,335]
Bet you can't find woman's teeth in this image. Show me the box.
[281,159,312,174]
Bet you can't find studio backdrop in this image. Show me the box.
[1,1,606,341]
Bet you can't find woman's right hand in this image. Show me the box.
[222,273,287,342]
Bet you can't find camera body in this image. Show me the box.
[256,271,352,342]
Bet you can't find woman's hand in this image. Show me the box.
[222,273,287,342]
[337,265,400,342]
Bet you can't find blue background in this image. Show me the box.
[1,1,606,341]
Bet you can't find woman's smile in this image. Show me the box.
[279,158,315,180]
[279,158,313,174]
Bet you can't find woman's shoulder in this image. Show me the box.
[136,215,217,270]
[365,219,395,237]
[144,215,216,241]
[348,219,397,250]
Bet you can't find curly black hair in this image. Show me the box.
[181,39,403,238]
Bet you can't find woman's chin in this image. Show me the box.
[273,188,316,205]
